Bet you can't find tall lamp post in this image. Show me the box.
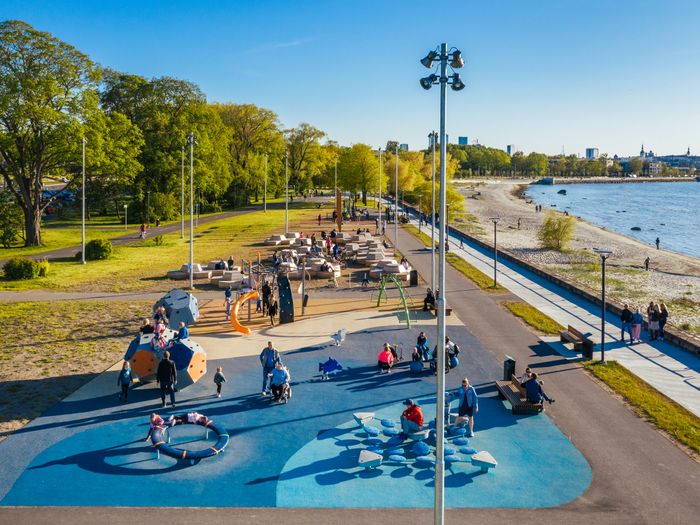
[285,150,289,233]
[419,43,465,525]
[418,194,423,233]
[123,204,128,230]
[593,249,612,362]
[146,190,150,226]
[334,158,338,200]
[181,145,185,240]
[490,217,500,287]
[394,143,399,253]
[446,203,451,246]
[429,131,437,291]
[377,147,382,233]
[186,132,196,289]
[81,137,86,265]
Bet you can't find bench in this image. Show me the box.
[471,450,497,473]
[428,304,452,316]
[495,374,543,415]
[559,325,594,356]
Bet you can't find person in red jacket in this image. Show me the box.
[400,399,424,434]
[377,343,394,374]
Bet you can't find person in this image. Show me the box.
[317,213,322,226]
[173,321,189,341]
[156,351,177,408]
[139,222,147,239]
[140,318,154,334]
[268,299,278,327]
[631,307,643,344]
[644,257,650,271]
[377,343,394,373]
[361,273,369,287]
[153,305,168,327]
[646,301,656,334]
[411,346,422,362]
[655,237,660,250]
[117,361,132,402]
[416,331,430,361]
[522,372,554,407]
[228,255,235,270]
[649,304,661,341]
[215,259,227,270]
[620,304,633,344]
[519,367,533,384]
[269,361,291,402]
[517,218,521,230]
[400,399,424,435]
[261,280,272,315]
[659,303,669,340]
[423,288,436,311]
[450,377,479,437]
[145,413,165,442]
[169,412,209,426]
[156,218,161,228]
[259,341,280,396]
[213,366,226,398]
[256,296,262,313]
[224,295,232,321]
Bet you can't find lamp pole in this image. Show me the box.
[146,190,150,226]
[430,131,437,292]
[181,145,185,240]
[334,158,338,199]
[395,143,399,253]
[264,153,268,213]
[123,204,128,230]
[81,137,86,265]
[594,249,612,362]
[378,147,382,233]
[418,194,422,233]
[285,150,289,233]
[420,42,465,525]
[490,217,500,287]
[187,133,196,289]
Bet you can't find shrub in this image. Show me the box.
[36,259,50,277]
[3,257,39,280]
[85,239,113,260]
[0,192,23,248]
[154,235,164,246]
[537,212,576,251]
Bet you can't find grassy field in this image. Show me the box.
[584,361,700,455]
[0,206,325,292]
[0,300,151,441]
[501,300,565,334]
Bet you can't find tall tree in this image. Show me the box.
[337,144,379,204]
[285,123,326,194]
[0,20,102,245]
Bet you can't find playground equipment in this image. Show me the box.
[150,415,229,464]
[375,274,412,328]
[154,289,199,330]
[124,332,207,388]
[278,275,294,324]
[230,290,259,335]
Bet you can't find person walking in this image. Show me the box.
[213,366,226,398]
[261,280,272,315]
[259,341,280,396]
[659,303,669,340]
[655,237,660,250]
[649,304,661,341]
[317,213,322,226]
[631,307,643,344]
[156,351,177,408]
[620,304,633,344]
[268,299,278,327]
[646,301,656,334]
[644,257,650,271]
[450,377,479,437]
[117,361,132,402]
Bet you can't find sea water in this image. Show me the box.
[525,181,700,259]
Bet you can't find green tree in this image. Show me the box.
[285,123,326,194]
[628,157,643,175]
[526,153,549,176]
[537,212,576,251]
[0,191,24,247]
[0,20,102,245]
[337,144,379,204]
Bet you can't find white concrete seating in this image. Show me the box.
[167,263,210,280]
[285,232,300,239]
[265,234,287,246]
[357,450,383,470]
[279,248,298,259]
[407,429,431,441]
[277,261,298,273]
[293,237,311,247]
[471,451,497,473]
[216,269,246,288]
[353,412,375,426]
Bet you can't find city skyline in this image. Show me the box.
[2,0,699,156]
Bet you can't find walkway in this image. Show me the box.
[393,215,700,418]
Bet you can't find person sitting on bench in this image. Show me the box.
[377,343,395,373]
[423,288,436,311]
[400,399,424,435]
[522,372,555,405]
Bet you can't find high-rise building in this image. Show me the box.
[458,136,468,145]
[399,143,409,151]
[585,148,599,160]
[506,145,516,156]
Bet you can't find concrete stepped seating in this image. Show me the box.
[167,263,211,280]
[265,234,288,246]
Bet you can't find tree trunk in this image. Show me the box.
[24,205,42,246]
[362,190,367,205]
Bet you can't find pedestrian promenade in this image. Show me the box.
[394,216,700,418]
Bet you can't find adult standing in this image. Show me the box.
[620,304,633,344]
[268,299,278,327]
[649,304,661,341]
[644,257,650,271]
[261,280,272,315]
[259,341,280,396]
[156,351,177,408]
[450,377,479,437]
[631,307,643,343]
[659,303,669,340]
[400,399,424,435]
[655,237,660,250]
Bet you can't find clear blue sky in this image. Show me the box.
[2,0,699,156]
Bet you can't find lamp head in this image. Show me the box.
[420,51,438,69]
[451,73,466,91]
[450,50,465,69]
[420,74,438,90]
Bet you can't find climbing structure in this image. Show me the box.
[376,274,411,328]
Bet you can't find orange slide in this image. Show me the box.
[230,290,259,335]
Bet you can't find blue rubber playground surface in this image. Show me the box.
[0,322,591,508]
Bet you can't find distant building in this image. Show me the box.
[399,143,409,151]
[585,148,599,160]
[506,144,516,156]
[458,136,468,145]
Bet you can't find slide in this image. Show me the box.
[230,290,259,335]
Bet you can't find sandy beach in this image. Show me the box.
[453,179,700,331]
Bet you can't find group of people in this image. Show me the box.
[519,367,555,407]
[259,341,291,402]
[620,302,670,344]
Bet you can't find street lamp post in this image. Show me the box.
[418,194,422,233]
[593,249,612,362]
[378,147,382,233]
[490,217,500,287]
[81,137,86,265]
[181,145,185,240]
[446,203,451,246]
[285,150,289,233]
[187,133,196,289]
[419,42,465,525]
[429,131,437,291]
[146,190,150,226]
[123,204,128,230]
[395,143,399,253]
[334,158,338,200]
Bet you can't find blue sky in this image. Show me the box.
[2,0,699,156]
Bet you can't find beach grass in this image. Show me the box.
[501,300,565,334]
[445,252,504,291]
[403,224,433,247]
[584,361,700,455]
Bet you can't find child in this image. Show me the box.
[224,297,232,321]
[214,367,226,398]
[117,361,132,402]
[146,413,165,442]
[256,297,262,314]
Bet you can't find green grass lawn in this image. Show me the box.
[0,225,130,258]
[0,207,317,292]
[501,300,565,334]
[585,361,700,454]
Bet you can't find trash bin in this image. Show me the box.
[409,270,418,287]
[503,355,516,381]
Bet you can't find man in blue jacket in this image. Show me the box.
[449,377,479,437]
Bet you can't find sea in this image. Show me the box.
[525,181,700,259]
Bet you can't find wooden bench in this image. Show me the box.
[495,374,543,415]
[428,303,452,316]
[559,325,594,356]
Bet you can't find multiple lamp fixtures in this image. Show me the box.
[419,48,466,91]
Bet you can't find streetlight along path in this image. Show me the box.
[392,215,700,418]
